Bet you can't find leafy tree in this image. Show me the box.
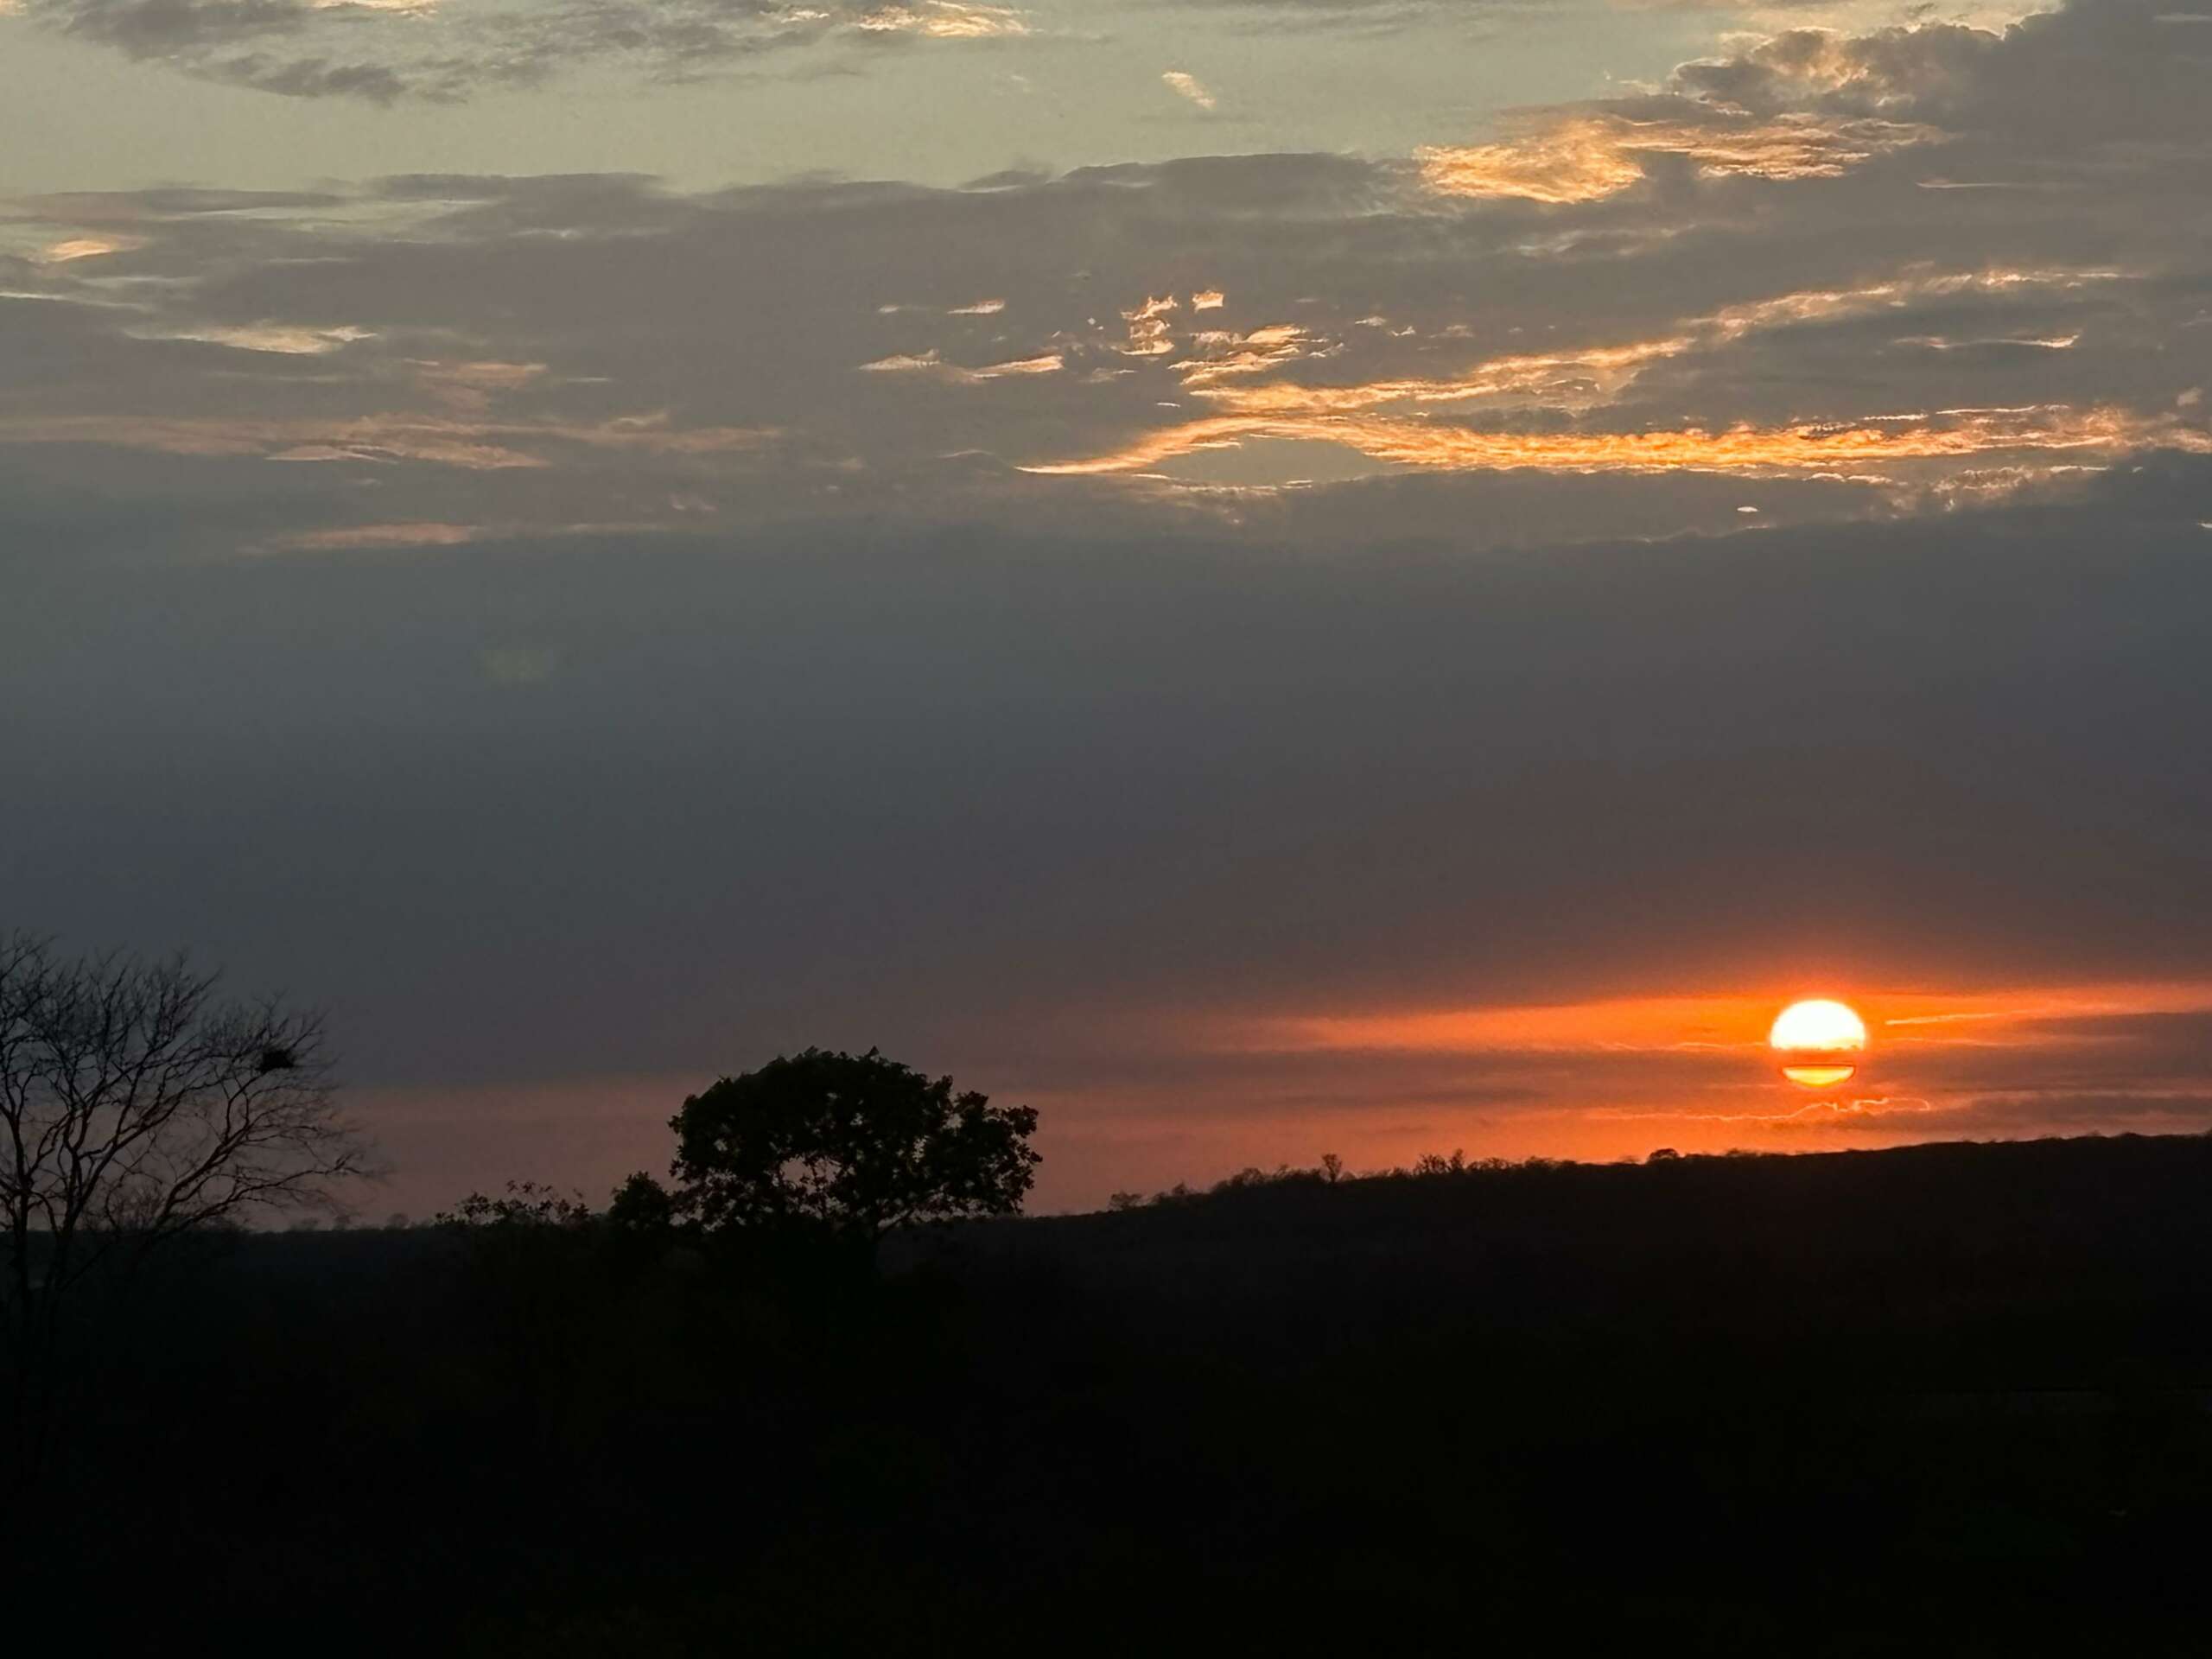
[669,1048,1039,1247]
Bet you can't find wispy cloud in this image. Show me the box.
[130,322,378,355]
[1024,404,2212,479]
[32,234,146,264]
[9,0,1032,101]
[859,347,1065,381]
[1418,111,1941,202]
[1161,69,1217,111]
[0,410,780,469]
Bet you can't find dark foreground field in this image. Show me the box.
[17,1133,2212,1653]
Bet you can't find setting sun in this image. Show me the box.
[1770,999,1867,1089]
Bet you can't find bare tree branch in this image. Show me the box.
[1,930,375,1478]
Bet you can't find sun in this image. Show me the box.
[1770,998,1867,1088]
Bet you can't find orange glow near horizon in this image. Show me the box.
[1245,992,1777,1055]
[1153,981,2212,1161]
[1239,981,2212,1059]
[349,979,2212,1219]
[1779,1064,1859,1089]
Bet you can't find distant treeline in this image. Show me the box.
[1106,1141,1700,1211]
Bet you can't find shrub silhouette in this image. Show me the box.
[607,1169,679,1233]
[669,1047,1039,1247]
[436,1180,594,1231]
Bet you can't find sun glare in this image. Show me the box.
[1770,998,1867,1089]
[1770,999,1867,1052]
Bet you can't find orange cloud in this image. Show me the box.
[33,234,146,264]
[1177,323,1330,389]
[1417,111,1942,203]
[1120,295,1180,359]
[1024,404,2210,480]
[1147,268,2127,435]
[1190,336,1681,415]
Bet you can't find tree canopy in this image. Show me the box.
[668,1047,1039,1244]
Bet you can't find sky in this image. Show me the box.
[4,0,2210,1216]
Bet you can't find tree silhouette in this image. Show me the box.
[435,1179,594,1231]
[607,1169,679,1233]
[669,1047,1039,1247]
[0,931,367,1476]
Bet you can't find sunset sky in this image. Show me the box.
[4,0,2209,1213]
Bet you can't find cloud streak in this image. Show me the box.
[14,0,1030,100]
[1025,403,2210,478]
[1418,111,1942,202]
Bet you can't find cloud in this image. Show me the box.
[1161,69,1217,111]
[255,518,676,552]
[131,321,378,354]
[4,28,2204,535]
[850,1,1025,37]
[0,408,779,469]
[33,235,147,264]
[858,347,1065,381]
[11,0,1030,101]
[1419,111,1941,202]
[270,521,493,550]
[1405,2,2209,210]
[1030,401,2209,478]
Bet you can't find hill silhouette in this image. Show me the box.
[13,1131,2212,1652]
